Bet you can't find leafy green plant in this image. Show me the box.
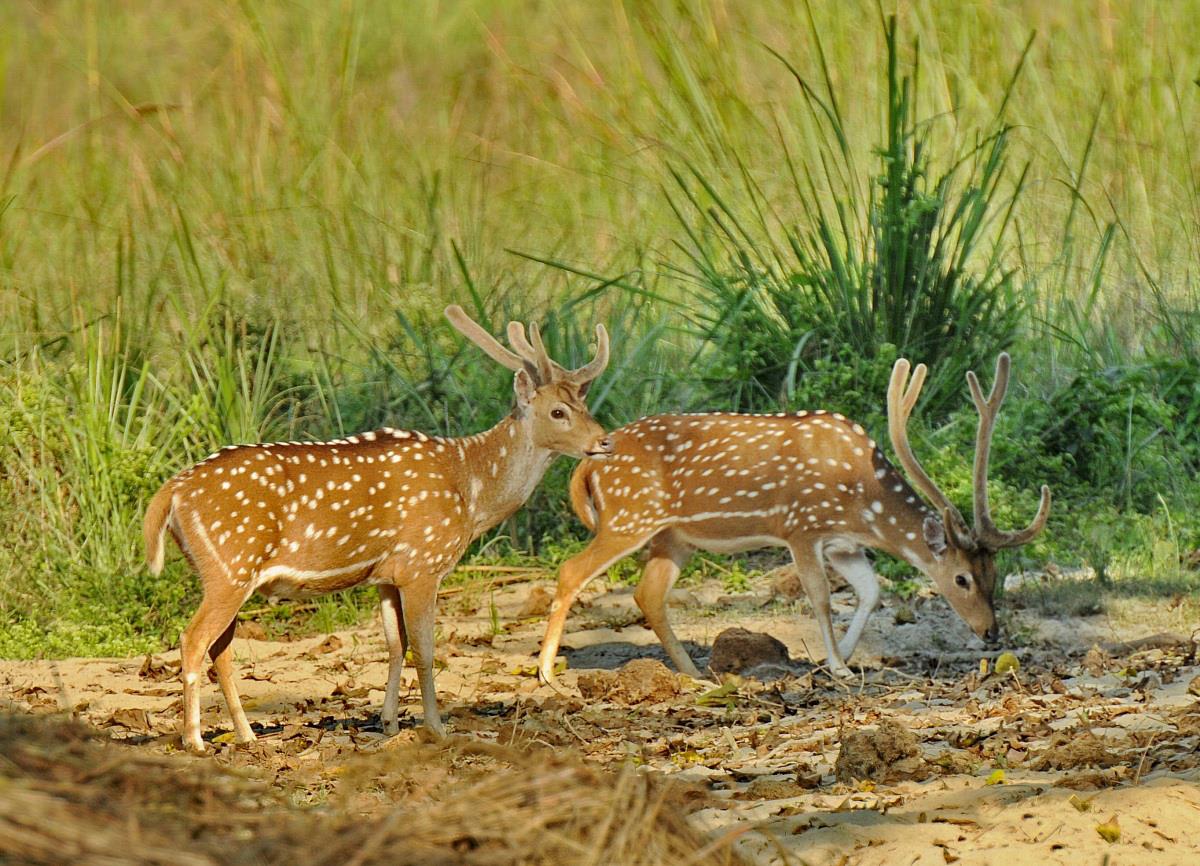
[663,13,1030,415]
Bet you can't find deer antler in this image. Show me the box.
[567,324,610,385]
[506,317,609,387]
[507,321,562,385]
[447,304,610,388]
[966,353,1052,550]
[887,358,970,535]
[444,305,533,376]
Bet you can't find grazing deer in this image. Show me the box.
[144,305,612,753]
[537,353,1050,683]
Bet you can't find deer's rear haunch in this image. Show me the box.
[537,353,1051,683]
[145,305,611,753]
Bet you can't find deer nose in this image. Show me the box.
[586,436,613,456]
[983,623,1001,644]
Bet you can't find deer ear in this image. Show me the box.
[575,377,593,398]
[513,368,537,408]
[923,515,948,557]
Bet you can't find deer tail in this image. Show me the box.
[143,483,176,576]
[568,462,599,533]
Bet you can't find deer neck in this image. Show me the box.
[452,412,555,539]
[857,465,943,575]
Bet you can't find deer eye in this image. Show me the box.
[955,574,971,589]
[550,408,567,420]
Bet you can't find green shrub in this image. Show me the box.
[665,14,1029,416]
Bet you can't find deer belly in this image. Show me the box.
[253,542,389,600]
[676,529,788,554]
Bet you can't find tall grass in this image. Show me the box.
[2,0,1199,656]
[638,14,1030,415]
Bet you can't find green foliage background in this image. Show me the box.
[2,0,1199,656]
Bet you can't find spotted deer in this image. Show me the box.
[144,305,612,752]
[537,353,1050,683]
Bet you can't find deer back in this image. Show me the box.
[573,411,935,555]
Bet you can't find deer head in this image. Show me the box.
[444,305,612,458]
[888,353,1052,642]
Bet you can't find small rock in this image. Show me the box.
[518,585,553,618]
[770,568,805,599]
[709,628,790,675]
[1188,674,1200,697]
[835,720,924,783]
[235,620,268,641]
[667,588,700,608]
[576,659,680,705]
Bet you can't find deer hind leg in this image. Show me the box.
[378,584,409,736]
[823,547,881,662]
[633,531,702,678]
[180,582,253,753]
[787,539,853,678]
[399,577,445,738]
[209,618,255,743]
[538,529,652,685]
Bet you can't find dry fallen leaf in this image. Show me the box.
[1095,815,1121,843]
[308,635,344,656]
[104,707,152,732]
[695,681,740,708]
[1068,793,1094,812]
[984,768,1005,786]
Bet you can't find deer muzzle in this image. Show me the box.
[584,435,614,457]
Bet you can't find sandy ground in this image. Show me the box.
[3,575,1199,865]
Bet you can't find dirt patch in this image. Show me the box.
[708,627,790,675]
[2,576,1200,865]
[834,719,927,783]
[577,658,681,704]
[0,713,742,866]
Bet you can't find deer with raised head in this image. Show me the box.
[537,353,1050,683]
[144,305,612,753]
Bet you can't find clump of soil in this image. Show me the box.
[577,659,681,704]
[708,628,790,675]
[1031,733,1130,771]
[835,720,926,783]
[735,777,809,801]
[518,586,553,619]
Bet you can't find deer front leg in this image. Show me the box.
[399,577,445,738]
[378,584,408,736]
[824,548,881,662]
[538,530,650,685]
[788,539,853,678]
[633,532,704,679]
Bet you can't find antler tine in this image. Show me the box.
[445,305,526,373]
[528,322,569,382]
[967,353,1052,550]
[506,321,555,384]
[995,485,1052,548]
[887,358,961,520]
[568,323,610,385]
[966,352,1008,539]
